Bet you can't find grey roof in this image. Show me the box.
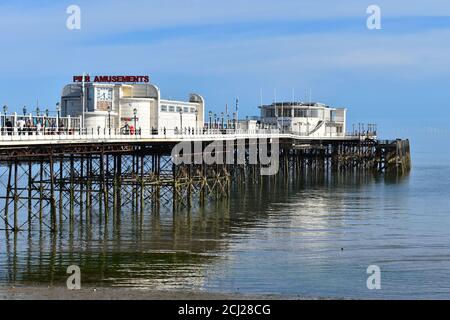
[259,102,329,108]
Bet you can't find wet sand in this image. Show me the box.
[0,286,310,300]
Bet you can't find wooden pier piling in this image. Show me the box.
[0,137,410,233]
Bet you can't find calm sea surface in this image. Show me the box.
[1,152,450,299]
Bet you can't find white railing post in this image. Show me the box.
[13,112,17,135]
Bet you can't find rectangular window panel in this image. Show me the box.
[309,110,318,118]
[294,109,307,117]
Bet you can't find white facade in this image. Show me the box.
[259,102,347,137]
[61,82,205,133]
[237,119,258,131]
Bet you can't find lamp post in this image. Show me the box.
[133,108,137,135]
[195,109,198,132]
[23,106,27,116]
[3,105,7,134]
[232,112,236,131]
[214,113,217,129]
[221,112,224,130]
[225,103,228,128]
[235,97,239,128]
[108,105,111,131]
[56,103,60,133]
[208,111,212,130]
[45,108,49,130]
[179,109,183,134]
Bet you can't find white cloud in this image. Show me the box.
[26,31,450,76]
[3,28,447,78]
[1,0,450,42]
[0,0,449,80]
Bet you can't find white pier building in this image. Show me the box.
[61,82,205,133]
[259,102,346,137]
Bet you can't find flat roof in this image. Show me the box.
[260,102,328,108]
[160,99,198,106]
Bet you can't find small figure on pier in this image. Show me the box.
[16,119,25,135]
[5,119,13,135]
[122,122,130,135]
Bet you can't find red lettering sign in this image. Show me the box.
[73,75,149,83]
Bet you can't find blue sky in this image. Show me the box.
[0,0,449,163]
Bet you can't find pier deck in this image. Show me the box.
[0,131,364,147]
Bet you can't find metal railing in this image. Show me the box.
[0,127,287,142]
[0,129,370,145]
[0,113,82,137]
[0,115,373,142]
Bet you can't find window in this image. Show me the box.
[309,110,319,118]
[169,105,175,112]
[190,107,196,113]
[293,109,319,117]
[294,109,306,117]
[283,109,291,117]
[176,106,182,112]
[183,107,189,113]
[265,109,275,117]
[161,105,168,112]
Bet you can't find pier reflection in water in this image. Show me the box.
[0,168,425,298]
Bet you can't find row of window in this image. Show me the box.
[264,109,320,118]
[160,105,197,114]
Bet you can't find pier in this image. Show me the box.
[0,126,410,233]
